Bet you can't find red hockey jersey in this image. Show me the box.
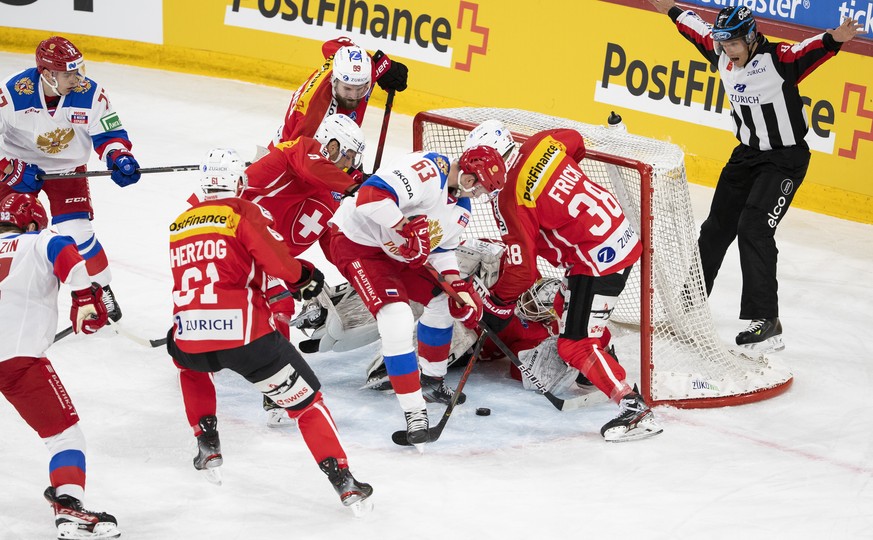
[169,197,306,353]
[489,129,642,303]
[242,137,354,256]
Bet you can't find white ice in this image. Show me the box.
[1,52,872,540]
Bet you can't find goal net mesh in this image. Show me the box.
[413,107,792,408]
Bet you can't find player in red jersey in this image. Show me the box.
[271,37,407,149]
[165,148,373,515]
[470,121,663,442]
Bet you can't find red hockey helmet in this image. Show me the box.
[0,193,49,231]
[35,36,84,73]
[459,145,507,193]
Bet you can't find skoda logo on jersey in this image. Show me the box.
[597,247,616,264]
[734,84,747,93]
[780,179,794,195]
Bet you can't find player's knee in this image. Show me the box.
[54,218,96,245]
[376,302,415,355]
[557,337,598,368]
[283,391,325,418]
[254,362,318,410]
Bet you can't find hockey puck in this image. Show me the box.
[475,407,491,416]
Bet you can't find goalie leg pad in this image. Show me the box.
[557,337,630,402]
[517,337,579,395]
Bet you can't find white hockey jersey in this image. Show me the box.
[0,68,131,173]
[0,230,91,360]
[329,151,473,273]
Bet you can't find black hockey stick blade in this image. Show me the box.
[392,333,486,447]
[54,325,75,343]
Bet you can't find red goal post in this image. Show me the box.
[412,108,793,409]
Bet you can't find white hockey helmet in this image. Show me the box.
[463,120,518,167]
[200,148,247,199]
[332,46,372,89]
[516,278,561,323]
[314,114,366,169]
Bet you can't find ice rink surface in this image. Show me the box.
[1,52,872,540]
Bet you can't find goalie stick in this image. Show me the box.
[391,333,486,446]
[422,263,604,412]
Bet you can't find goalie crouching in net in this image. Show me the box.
[468,120,663,442]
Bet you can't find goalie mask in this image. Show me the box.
[516,278,561,323]
[200,148,248,199]
[314,114,366,169]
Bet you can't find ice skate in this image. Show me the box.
[263,395,293,427]
[100,285,122,323]
[420,373,465,405]
[601,387,663,442]
[735,318,784,353]
[44,486,120,540]
[404,406,429,451]
[319,457,374,517]
[194,415,223,485]
[361,361,393,392]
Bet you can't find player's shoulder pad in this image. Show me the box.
[3,68,43,111]
[64,76,99,106]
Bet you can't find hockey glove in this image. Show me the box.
[372,50,408,92]
[70,283,109,334]
[106,149,141,187]
[481,292,514,334]
[266,276,295,340]
[2,159,45,193]
[447,278,484,330]
[347,167,370,186]
[289,259,325,301]
[396,215,431,268]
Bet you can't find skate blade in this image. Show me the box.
[57,521,121,539]
[359,378,394,392]
[412,442,426,454]
[604,417,664,443]
[266,409,294,428]
[201,467,223,485]
[347,496,374,517]
[738,335,785,354]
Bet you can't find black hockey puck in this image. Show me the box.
[475,407,491,416]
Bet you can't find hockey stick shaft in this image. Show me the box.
[54,322,166,347]
[422,263,575,411]
[40,164,201,180]
[371,89,395,173]
[54,325,75,343]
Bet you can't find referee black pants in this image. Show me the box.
[698,143,810,320]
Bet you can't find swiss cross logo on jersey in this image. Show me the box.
[290,199,332,246]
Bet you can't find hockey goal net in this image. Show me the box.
[413,108,793,408]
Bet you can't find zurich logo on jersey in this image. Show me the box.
[597,247,616,264]
[751,59,759,68]
[734,84,747,93]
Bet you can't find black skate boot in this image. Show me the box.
[194,415,223,484]
[363,362,392,392]
[319,457,374,516]
[404,406,429,449]
[101,285,122,323]
[44,486,120,539]
[735,318,784,353]
[600,385,663,442]
[420,373,465,405]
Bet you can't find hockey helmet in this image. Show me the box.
[712,6,757,53]
[464,120,518,167]
[516,278,561,323]
[36,36,85,74]
[332,46,372,89]
[459,145,507,193]
[314,114,366,169]
[200,148,248,198]
[0,193,49,231]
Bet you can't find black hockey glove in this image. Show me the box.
[372,50,408,92]
[289,260,325,301]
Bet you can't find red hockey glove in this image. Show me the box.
[70,283,109,334]
[288,259,325,301]
[447,278,483,330]
[396,215,431,268]
[2,159,45,193]
[372,50,408,92]
[481,293,514,334]
[266,276,295,340]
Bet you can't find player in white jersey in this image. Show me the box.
[0,193,119,539]
[0,36,142,323]
[328,145,506,448]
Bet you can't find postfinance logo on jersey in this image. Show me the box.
[516,137,565,207]
[169,206,240,241]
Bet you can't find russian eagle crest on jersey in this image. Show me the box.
[329,151,472,262]
[0,68,132,172]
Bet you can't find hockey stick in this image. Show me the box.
[54,325,75,343]
[41,161,256,181]
[371,89,395,173]
[391,332,487,446]
[422,263,605,412]
[54,321,167,347]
